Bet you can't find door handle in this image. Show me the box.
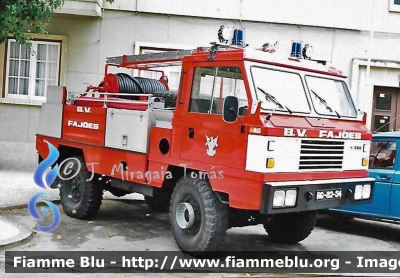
[378,175,391,180]
[188,128,194,139]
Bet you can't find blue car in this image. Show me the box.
[331,131,400,221]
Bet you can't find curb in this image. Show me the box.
[0,232,34,252]
[0,192,143,211]
[0,217,34,251]
[0,200,61,211]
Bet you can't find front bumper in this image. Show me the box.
[260,177,375,215]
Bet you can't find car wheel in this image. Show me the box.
[170,176,228,254]
[59,156,103,219]
[264,211,317,244]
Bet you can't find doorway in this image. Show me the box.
[372,86,400,133]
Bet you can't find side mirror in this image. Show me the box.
[223,96,239,123]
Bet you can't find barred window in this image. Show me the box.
[139,48,181,91]
[5,39,61,100]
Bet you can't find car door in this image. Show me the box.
[390,139,400,218]
[179,64,249,169]
[354,139,397,215]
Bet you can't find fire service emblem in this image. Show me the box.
[205,135,219,157]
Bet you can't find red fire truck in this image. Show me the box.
[36,39,374,253]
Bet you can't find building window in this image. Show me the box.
[389,0,400,12]
[5,39,61,101]
[133,42,195,91]
[139,47,181,91]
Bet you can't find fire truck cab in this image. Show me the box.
[36,40,374,253]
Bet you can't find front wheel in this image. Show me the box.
[59,156,103,219]
[170,177,228,254]
[264,211,317,244]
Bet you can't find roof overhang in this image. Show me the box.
[56,0,102,17]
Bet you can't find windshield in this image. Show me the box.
[251,66,310,113]
[305,76,357,117]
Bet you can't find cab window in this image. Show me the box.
[189,66,248,115]
[369,141,397,169]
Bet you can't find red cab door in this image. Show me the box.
[179,63,249,170]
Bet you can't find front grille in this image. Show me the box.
[299,139,344,170]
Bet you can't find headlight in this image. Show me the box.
[362,184,371,199]
[354,184,371,200]
[285,189,297,206]
[273,189,297,208]
[354,185,363,200]
[273,190,285,207]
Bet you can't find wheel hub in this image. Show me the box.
[176,202,195,229]
[69,176,82,203]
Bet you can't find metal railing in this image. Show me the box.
[106,49,195,66]
[68,92,154,109]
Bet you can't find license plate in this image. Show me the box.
[316,189,343,201]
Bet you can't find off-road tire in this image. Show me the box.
[264,211,317,244]
[59,156,103,219]
[144,190,171,212]
[170,177,228,254]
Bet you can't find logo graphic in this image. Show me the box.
[29,141,61,232]
[33,142,59,188]
[28,192,61,232]
[205,135,219,157]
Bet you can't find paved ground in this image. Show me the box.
[1,198,400,277]
[0,170,142,250]
[0,217,32,250]
[0,170,59,209]
[1,170,400,277]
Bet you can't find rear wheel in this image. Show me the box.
[170,177,228,254]
[264,211,317,244]
[59,156,103,219]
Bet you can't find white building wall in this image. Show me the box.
[45,13,362,93]
[48,11,398,97]
[3,0,400,169]
[45,16,102,92]
[105,0,400,34]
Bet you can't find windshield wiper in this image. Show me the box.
[310,89,341,118]
[257,87,292,114]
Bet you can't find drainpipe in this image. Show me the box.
[365,0,375,128]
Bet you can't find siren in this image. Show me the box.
[218,25,231,44]
[217,25,245,47]
[302,44,313,60]
[291,41,303,58]
[232,28,245,47]
[290,41,313,60]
